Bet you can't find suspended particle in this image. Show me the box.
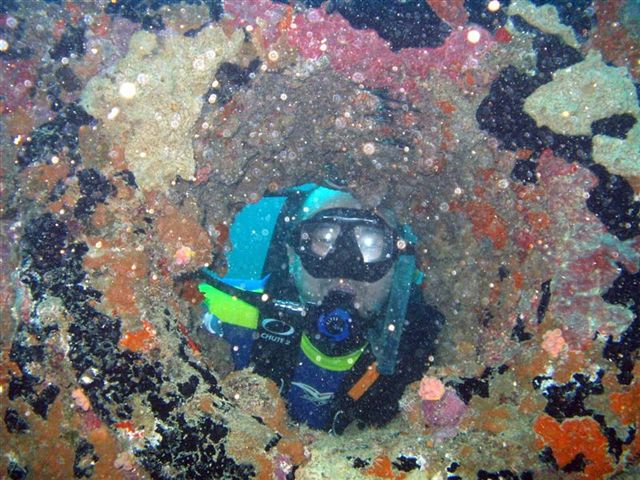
[268,50,280,62]
[193,57,206,71]
[107,107,120,120]
[119,82,137,99]
[352,71,365,83]
[487,1,501,13]
[137,73,149,85]
[362,142,376,155]
[497,178,510,189]
[467,29,481,44]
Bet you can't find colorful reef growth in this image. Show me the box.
[1,0,639,479]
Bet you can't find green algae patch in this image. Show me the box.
[524,51,639,136]
[80,26,244,191]
[593,121,640,178]
[507,0,580,49]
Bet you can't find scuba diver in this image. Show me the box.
[198,183,443,434]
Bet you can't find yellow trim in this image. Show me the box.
[300,334,365,372]
[198,283,259,330]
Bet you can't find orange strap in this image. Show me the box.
[347,363,380,401]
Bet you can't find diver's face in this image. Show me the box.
[288,252,394,317]
[287,195,395,318]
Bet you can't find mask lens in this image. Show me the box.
[293,208,399,282]
[354,226,387,263]
[305,223,341,258]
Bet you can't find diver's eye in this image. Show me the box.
[307,224,341,258]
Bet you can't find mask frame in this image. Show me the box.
[289,208,400,282]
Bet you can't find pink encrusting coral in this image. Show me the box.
[224,0,496,98]
[541,328,567,358]
[0,59,37,114]
[419,376,446,401]
[421,387,467,440]
[288,9,495,96]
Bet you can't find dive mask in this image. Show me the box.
[290,208,400,282]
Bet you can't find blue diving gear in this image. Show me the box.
[198,183,429,429]
[318,308,351,342]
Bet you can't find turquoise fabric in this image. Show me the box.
[371,224,418,375]
[225,196,287,279]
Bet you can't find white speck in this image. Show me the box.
[487,0,501,13]
[387,324,396,332]
[137,73,149,85]
[170,113,181,129]
[280,93,288,101]
[268,50,279,62]
[205,49,217,60]
[439,202,449,212]
[467,29,481,44]
[498,178,510,189]
[362,142,375,155]
[352,71,365,83]
[119,81,137,99]
[193,56,206,71]
[107,107,120,120]
[319,43,328,52]
[208,93,217,104]
[51,156,60,164]
[0,39,9,52]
